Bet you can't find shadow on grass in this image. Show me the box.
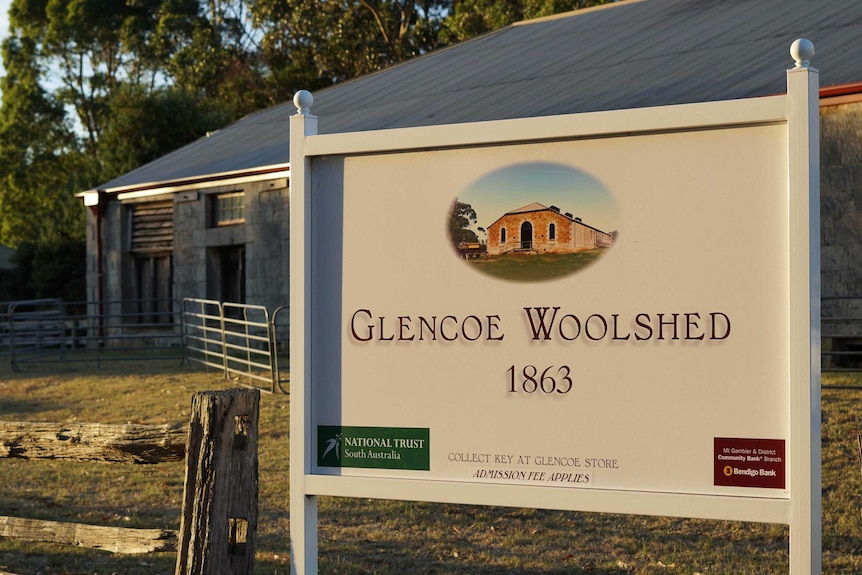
[0,396,59,417]
[0,542,177,575]
[312,498,793,575]
[316,500,604,574]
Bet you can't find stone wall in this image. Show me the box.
[487,209,609,255]
[821,101,862,339]
[172,178,290,312]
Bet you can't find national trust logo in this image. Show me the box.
[322,433,342,464]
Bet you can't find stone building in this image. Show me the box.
[486,203,613,256]
[84,174,289,319]
[80,0,862,357]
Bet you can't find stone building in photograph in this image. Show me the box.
[486,203,613,256]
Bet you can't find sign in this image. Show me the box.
[713,438,786,489]
[312,122,791,499]
[317,426,430,470]
[291,41,820,574]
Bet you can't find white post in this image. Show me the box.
[786,38,821,575]
[289,90,319,575]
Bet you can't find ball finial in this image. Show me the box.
[790,38,815,69]
[293,90,314,114]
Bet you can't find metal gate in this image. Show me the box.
[182,298,288,393]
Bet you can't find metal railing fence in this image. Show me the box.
[1,297,289,392]
[1,298,183,371]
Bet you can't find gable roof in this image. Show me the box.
[93,0,862,195]
[507,203,550,215]
[492,202,608,234]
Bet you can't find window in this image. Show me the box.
[126,200,174,325]
[501,228,507,244]
[129,200,173,253]
[212,192,245,226]
[549,223,556,241]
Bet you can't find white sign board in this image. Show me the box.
[291,42,820,574]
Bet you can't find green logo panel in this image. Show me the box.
[318,426,430,470]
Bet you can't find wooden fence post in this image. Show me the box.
[175,388,260,575]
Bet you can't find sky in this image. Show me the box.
[0,0,9,77]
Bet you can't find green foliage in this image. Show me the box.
[0,32,84,248]
[252,0,450,85]
[442,0,613,42]
[449,199,479,247]
[98,85,231,178]
[1,239,87,301]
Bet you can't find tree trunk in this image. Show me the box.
[0,515,176,553]
[0,421,186,464]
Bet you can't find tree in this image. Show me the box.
[3,240,87,301]
[0,33,84,248]
[449,199,479,247]
[98,85,230,177]
[441,0,613,43]
[251,0,450,84]
[0,0,239,249]
[34,0,198,161]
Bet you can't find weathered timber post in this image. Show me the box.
[175,388,260,575]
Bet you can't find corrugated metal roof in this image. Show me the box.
[95,0,862,193]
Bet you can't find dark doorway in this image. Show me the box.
[220,245,245,304]
[520,222,533,250]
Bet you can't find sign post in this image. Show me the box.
[786,38,822,575]
[290,41,820,574]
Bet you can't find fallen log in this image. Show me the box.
[0,515,177,553]
[0,421,186,464]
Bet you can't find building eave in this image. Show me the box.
[820,82,862,107]
[77,164,290,201]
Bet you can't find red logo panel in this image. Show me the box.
[714,438,785,489]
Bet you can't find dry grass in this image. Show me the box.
[1,361,861,574]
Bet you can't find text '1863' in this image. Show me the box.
[507,365,572,394]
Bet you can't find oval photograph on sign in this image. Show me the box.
[448,162,619,282]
